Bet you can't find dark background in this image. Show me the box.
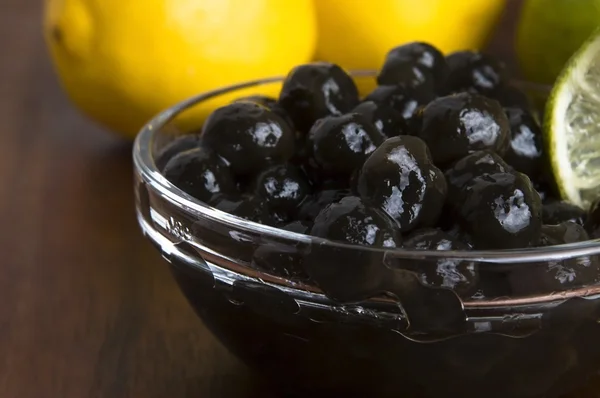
[2,0,600,397]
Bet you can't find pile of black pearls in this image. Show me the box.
[158,41,600,297]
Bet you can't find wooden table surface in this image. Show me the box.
[1,1,599,397]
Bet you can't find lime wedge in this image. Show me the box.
[545,28,600,209]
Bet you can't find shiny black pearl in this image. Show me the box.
[357,136,447,232]
[542,200,586,226]
[515,255,600,293]
[378,42,448,93]
[253,163,310,212]
[310,196,401,248]
[200,102,296,176]
[539,222,590,246]
[163,147,237,203]
[445,150,513,205]
[363,84,435,123]
[214,195,284,226]
[585,198,600,238]
[377,59,434,92]
[306,196,400,302]
[251,245,308,280]
[458,172,542,249]
[403,228,477,295]
[155,134,201,171]
[297,189,352,222]
[307,113,383,177]
[232,94,296,130]
[444,50,508,96]
[351,101,410,140]
[419,93,510,166]
[251,220,311,280]
[503,107,544,179]
[511,222,598,295]
[278,62,359,133]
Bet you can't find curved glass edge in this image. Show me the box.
[136,199,600,336]
[132,73,600,263]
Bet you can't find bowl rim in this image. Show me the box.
[132,71,600,264]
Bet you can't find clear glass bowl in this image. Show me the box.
[133,73,600,398]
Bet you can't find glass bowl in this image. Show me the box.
[133,73,600,398]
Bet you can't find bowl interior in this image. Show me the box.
[133,72,600,331]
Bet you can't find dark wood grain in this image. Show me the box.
[0,1,598,397]
[0,1,268,398]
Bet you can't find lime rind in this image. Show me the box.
[545,27,600,209]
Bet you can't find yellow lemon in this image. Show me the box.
[44,0,317,139]
[314,0,505,94]
[516,0,600,85]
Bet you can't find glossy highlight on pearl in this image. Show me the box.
[200,102,296,175]
[253,163,311,214]
[419,93,510,165]
[457,172,542,249]
[307,113,383,177]
[503,107,544,179]
[309,196,400,248]
[278,62,360,133]
[162,146,237,203]
[357,135,447,232]
[364,83,435,122]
